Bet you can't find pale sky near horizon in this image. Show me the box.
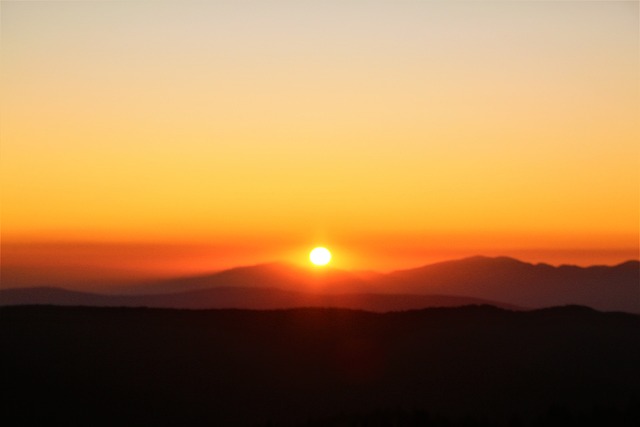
[1,0,638,273]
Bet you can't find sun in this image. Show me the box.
[309,247,332,266]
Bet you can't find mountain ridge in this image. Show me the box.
[2,256,637,313]
[0,285,522,311]
[380,256,639,312]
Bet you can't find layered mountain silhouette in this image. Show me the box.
[0,286,518,311]
[2,256,638,312]
[382,256,640,313]
[126,262,381,295]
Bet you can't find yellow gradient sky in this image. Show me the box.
[1,1,638,273]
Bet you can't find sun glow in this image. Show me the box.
[310,247,332,266]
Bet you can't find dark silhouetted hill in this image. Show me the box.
[2,305,639,426]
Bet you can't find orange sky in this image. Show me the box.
[1,1,638,278]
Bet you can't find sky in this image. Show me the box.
[1,0,638,279]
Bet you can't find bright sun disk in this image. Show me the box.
[310,247,331,266]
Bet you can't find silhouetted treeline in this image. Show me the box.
[2,305,639,426]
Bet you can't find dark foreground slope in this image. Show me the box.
[2,306,639,426]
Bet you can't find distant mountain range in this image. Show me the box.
[1,256,638,312]
[0,286,518,312]
[382,256,639,313]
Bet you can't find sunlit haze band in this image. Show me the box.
[1,1,637,280]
